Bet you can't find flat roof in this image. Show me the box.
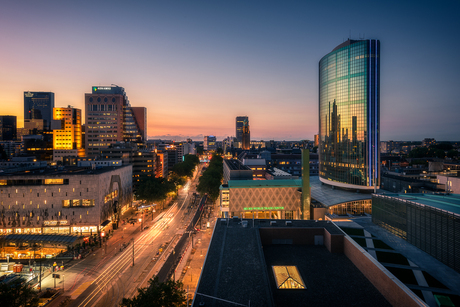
[0,234,81,245]
[227,179,302,189]
[0,165,130,177]
[375,193,460,216]
[310,176,373,207]
[194,219,390,307]
[224,159,252,171]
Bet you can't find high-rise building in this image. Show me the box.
[85,86,146,157]
[24,91,55,132]
[0,116,17,141]
[241,118,250,150]
[204,135,216,151]
[52,106,84,159]
[319,39,380,190]
[235,116,248,145]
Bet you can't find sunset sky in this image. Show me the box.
[1,1,459,141]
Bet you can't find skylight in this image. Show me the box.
[272,266,306,289]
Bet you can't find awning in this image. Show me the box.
[100,220,111,227]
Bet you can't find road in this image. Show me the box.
[45,165,203,307]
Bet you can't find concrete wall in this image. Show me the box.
[343,236,427,307]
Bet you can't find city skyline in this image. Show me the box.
[1,1,460,141]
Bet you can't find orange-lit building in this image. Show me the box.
[52,106,85,159]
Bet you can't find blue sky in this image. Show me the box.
[1,0,459,141]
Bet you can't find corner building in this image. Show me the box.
[319,39,380,190]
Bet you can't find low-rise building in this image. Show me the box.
[220,179,302,219]
[372,193,460,273]
[0,165,133,237]
[223,159,253,184]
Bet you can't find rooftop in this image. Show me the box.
[193,218,390,307]
[224,159,252,171]
[310,176,374,207]
[227,179,302,189]
[0,164,130,177]
[376,193,460,216]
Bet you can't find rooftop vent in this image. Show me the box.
[285,221,292,227]
[270,221,277,226]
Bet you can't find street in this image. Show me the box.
[44,166,205,307]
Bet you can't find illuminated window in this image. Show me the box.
[45,179,64,185]
[272,266,306,289]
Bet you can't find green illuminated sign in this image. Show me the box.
[243,207,284,211]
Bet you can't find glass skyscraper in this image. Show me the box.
[24,91,55,131]
[319,39,380,190]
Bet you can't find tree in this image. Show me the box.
[136,177,174,204]
[447,149,459,159]
[172,155,200,178]
[0,279,39,307]
[120,276,186,307]
[196,154,223,201]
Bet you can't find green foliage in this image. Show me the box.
[196,146,204,155]
[196,154,223,201]
[0,279,39,307]
[447,149,459,159]
[408,146,446,159]
[172,155,199,178]
[136,177,174,203]
[120,276,186,307]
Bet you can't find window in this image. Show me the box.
[272,266,306,289]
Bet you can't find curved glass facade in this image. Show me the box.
[319,39,380,189]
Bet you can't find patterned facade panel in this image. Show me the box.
[229,187,301,212]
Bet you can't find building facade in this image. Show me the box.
[0,165,133,236]
[220,179,302,219]
[0,116,17,141]
[372,193,460,273]
[85,86,146,157]
[24,91,55,132]
[319,39,380,190]
[241,118,250,150]
[204,135,216,151]
[52,106,84,159]
[235,116,248,145]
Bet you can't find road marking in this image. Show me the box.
[71,281,92,299]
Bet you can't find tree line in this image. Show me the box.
[135,154,200,205]
[196,154,223,201]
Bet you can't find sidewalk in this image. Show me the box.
[179,199,219,302]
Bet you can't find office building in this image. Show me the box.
[101,143,155,188]
[241,118,250,150]
[235,116,248,145]
[52,106,84,160]
[0,116,17,141]
[319,39,380,190]
[24,91,55,132]
[85,86,146,157]
[203,135,216,151]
